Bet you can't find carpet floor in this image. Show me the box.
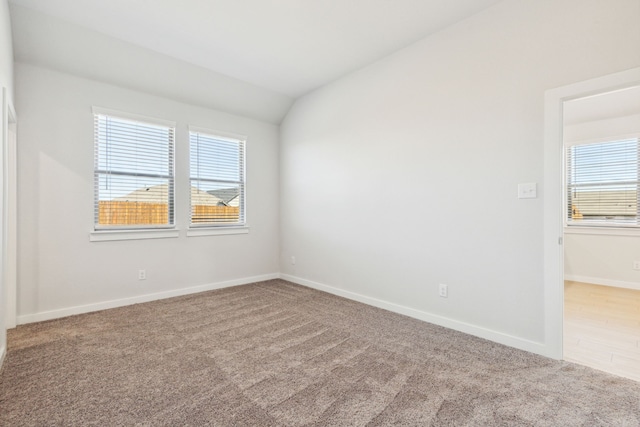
[1,279,639,426]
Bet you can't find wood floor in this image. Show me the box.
[564,281,640,382]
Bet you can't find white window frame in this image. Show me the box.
[92,107,177,235]
[187,126,247,235]
[564,133,640,233]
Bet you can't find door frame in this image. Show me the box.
[543,67,640,359]
[2,87,17,329]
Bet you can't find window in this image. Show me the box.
[94,109,175,229]
[189,129,245,226]
[566,137,639,227]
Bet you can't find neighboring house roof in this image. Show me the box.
[114,184,223,206]
[207,188,240,206]
[192,187,225,206]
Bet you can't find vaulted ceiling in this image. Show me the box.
[10,0,500,98]
[9,0,506,124]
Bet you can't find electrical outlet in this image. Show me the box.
[291,256,296,265]
[138,269,146,280]
[438,283,448,298]
[634,261,640,271]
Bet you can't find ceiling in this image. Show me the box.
[9,0,501,98]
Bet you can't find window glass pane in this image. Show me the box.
[97,176,171,203]
[190,134,242,181]
[190,181,242,224]
[567,138,639,226]
[570,140,637,185]
[94,114,174,228]
[97,116,172,176]
[189,131,245,226]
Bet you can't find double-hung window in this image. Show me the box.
[189,129,246,226]
[566,136,640,227]
[94,108,175,229]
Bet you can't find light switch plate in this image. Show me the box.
[518,183,537,199]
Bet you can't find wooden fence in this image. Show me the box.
[98,201,240,225]
[570,190,637,218]
[191,205,240,223]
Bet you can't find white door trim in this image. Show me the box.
[543,67,640,359]
[2,88,17,329]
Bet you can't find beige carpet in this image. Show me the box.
[1,279,639,426]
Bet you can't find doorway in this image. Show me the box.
[543,67,640,362]
[561,86,640,381]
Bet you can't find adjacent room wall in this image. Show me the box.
[0,0,14,365]
[15,63,280,323]
[565,233,640,289]
[280,0,640,355]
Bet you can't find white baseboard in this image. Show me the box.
[564,274,640,291]
[279,274,551,358]
[14,272,554,359]
[17,273,280,325]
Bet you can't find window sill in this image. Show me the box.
[187,226,249,237]
[564,226,640,237]
[90,229,180,242]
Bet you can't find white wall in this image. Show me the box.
[564,111,640,290]
[0,0,12,103]
[565,233,640,289]
[15,63,280,323]
[0,0,14,365]
[280,0,640,355]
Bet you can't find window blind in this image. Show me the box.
[566,137,639,226]
[94,112,175,228]
[189,130,245,226]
